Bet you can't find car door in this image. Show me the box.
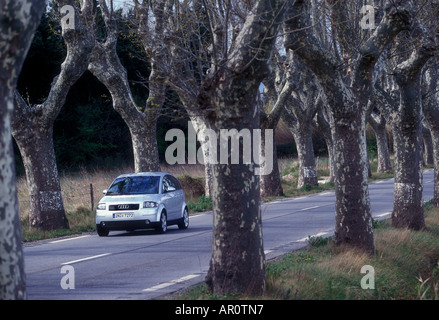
[161,175,179,220]
[169,175,185,218]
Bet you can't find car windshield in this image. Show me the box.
[106,176,160,195]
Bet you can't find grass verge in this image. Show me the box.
[174,202,439,300]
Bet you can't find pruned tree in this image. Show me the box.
[161,0,294,295]
[420,0,439,207]
[260,52,295,197]
[88,0,169,173]
[12,0,94,230]
[422,122,434,166]
[368,107,392,173]
[281,58,321,189]
[373,7,437,229]
[0,0,46,299]
[311,103,335,182]
[422,58,439,207]
[283,0,413,254]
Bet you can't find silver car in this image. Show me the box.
[95,172,188,236]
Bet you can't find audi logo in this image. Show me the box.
[118,204,130,210]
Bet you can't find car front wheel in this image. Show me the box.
[178,208,189,230]
[156,211,167,234]
[97,224,109,237]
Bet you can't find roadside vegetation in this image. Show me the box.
[175,201,439,300]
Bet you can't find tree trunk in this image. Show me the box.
[260,128,284,197]
[422,63,439,207]
[12,1,94,230]
[13,120,69,230]
[391,121,424,229]
[312,106,335,182]
[292,124,318,188]
[284,0,413,254]
[375,127,392,173]
[369,112,392,173]
[0,0,46,300]
[188,116,214,197]
[332,111,374,253]
[89,0,164,173]
[431,131,439,207]
[131,124,161,172]
[389,42,435,230]
[88,42,162,173]
[203,0,290,296]
[422,124,434,166]
[282,105,319,189]
[205,90,265,297]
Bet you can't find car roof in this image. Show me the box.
[115,172,172,179]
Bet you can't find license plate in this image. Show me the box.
[113,212,134,219]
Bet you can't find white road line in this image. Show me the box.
[143,282,174,292]
[61,253,111,265]
[299,205,320,211]
[375,212,391,218]
[296,232,328,242]
[190,213,208,218]
[49,235,91,244]
[142,274,200,292]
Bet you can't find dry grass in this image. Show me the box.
[264,205,439,300]
[176,202,439,300]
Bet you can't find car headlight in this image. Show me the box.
[97,203,106,210]
[143,201,158,208]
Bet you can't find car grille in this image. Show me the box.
[109,204,140,211]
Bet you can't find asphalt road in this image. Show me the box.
[23,169,435,300]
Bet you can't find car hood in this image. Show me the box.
[99,194,162,204]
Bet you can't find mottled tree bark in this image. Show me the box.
[88,0,167,173]
[280,61,320,189]
[374,41,435,230]
[0,0,45,299]
[259,126,284,198]
[284,0,412,254]
[201,0,291,296]
[283,109,319,188]
[11,0,94,230]
[312,105,335,182]
[368,110,392,173]
[422,61,439,207]
[13,95,69,229]
[422,123,434,166]
[260,54,295,197]
[431,132,439,207]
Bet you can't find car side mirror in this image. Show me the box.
[167,186,176,192]
[103,189,107,195]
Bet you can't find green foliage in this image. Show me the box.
[54,98,131,169]
[301,184,313,191]
[188,195,213,213]
[307,235,330,247]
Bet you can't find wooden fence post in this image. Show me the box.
[90,183,94,212]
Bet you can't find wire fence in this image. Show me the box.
[17,183,104,217]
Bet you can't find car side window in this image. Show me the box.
[170,176,182,190]
[162,176,176,193]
